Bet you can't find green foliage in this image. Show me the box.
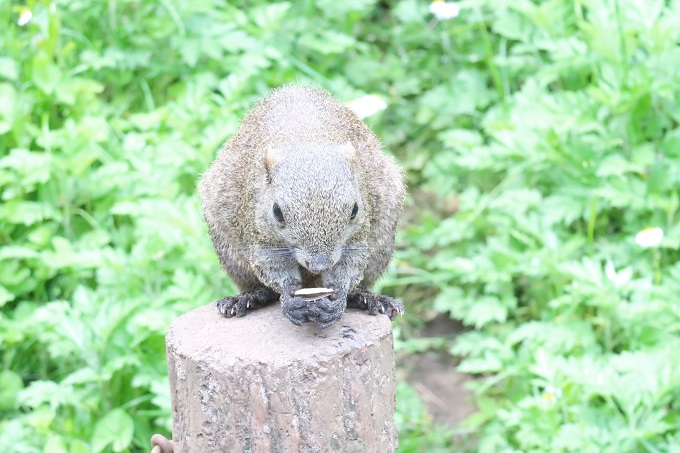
[391,0,680,451]
[1,0,680,451]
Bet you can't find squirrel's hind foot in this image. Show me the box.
[217,288,278,318]
[347,291,404,321]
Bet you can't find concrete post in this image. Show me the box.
[166,303,398,452]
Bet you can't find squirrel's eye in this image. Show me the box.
[350,203,359,220]
[273,203,285,223]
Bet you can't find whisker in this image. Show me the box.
[342,245,406,251]
[223,246,293,251]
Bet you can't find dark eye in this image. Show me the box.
[350,203,359,220]
[273,203,285,223]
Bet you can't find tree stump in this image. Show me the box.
[166,303,398,453]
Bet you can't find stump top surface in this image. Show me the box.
[166,303,394,370]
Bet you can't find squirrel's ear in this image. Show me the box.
[341,141,357,162]
[264,147,280,183]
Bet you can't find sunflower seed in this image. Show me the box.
[294,287,334,301]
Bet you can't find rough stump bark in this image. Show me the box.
[166,303,398,453]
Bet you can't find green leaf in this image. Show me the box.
[0,148,54,187]
[55,77,105,105]
[32,53,62,95]
[44,434,69,453]
[91,408,134,453]
[0,83,17,134]
[457,354,504,374]
[0,201,60,225]
[18,380,74,409]
[69,440,91,453]
[298,30,357,55]
[252,2,291,29]
[647,159,675,194]
[0,57,18,80]
[0,283,15,307]
[462,296,508,329]
[0,260,32,291]
[316,0,376,16]
[0,370,24,410]
[393,0,426,24]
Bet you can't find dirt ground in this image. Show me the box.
[403,315,477,427]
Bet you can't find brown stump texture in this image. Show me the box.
[166,303,398,453]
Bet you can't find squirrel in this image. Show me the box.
[198,86,405,328]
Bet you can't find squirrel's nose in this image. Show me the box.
[305,254,333,274]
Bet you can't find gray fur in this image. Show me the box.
[199,86,405,327]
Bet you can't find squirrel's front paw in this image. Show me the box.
[307,297,345,329]
[217,295,250,318]
[347,291,404,320]
[281,295,311,326]
[216,288,278,318]
[281,295,345,328]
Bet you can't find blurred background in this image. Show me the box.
[2,0,680,451]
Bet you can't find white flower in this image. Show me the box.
[604,260,632,287]
[18,8,32,26]
[635,227,664,248]
[542,386,562,404]
[429,1,460,21]
[348,94,387,120]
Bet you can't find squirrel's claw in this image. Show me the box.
[216,295,249,318]
[216,288,278,318]
[347,291,404,321]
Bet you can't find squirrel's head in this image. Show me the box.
[256,142,366,274]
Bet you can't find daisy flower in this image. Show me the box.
[18,8,32,26]
[348,94,387,120]
[429,1,460,21]
[635,227,663,248]
[542,386,562,404]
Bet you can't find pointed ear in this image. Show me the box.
[340,141,357,162]
[264,147,280,184]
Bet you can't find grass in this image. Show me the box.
[2,0,680,452]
